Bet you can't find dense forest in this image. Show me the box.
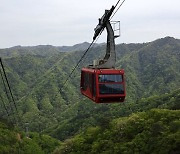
[0,36,180,153]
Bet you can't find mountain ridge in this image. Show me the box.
[0,42,105,58]
[1,36,178,57]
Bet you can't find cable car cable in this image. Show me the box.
[0,94,10,117]
[0,59,17,124]
[114,0,122,8]
[0,58,21,126]
[62,34,101,91]
[0,58,18,113]
[110,0,126,20]
[60,40,95,91]
[0,65,14,114]
[78,34,101,70]
[0,94,14,125]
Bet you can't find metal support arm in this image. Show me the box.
[89,6,116,69]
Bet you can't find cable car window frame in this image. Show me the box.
[89,73,93,94]
[98,74,123,83]
[99,83,124,94]
[98,74,124,95]
[92,74,96,97]
[82,72,89,91]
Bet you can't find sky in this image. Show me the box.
[0,0,180,48]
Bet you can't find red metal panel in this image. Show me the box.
[80,68,96,102]
[80,68,126,103]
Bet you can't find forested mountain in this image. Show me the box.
[56,109,180,154]
[0,120,60,153]
[0,89,179,153]
[0,36,180,153]
[0,42,102,58]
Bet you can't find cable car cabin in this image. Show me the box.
[80,68,126,103]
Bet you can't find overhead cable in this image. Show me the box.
[0,58,18,113]
[0,94,10,117]
[110,0,126,20]
[0,65,14,113]
[60,40,95,90]
[0,66,17,124]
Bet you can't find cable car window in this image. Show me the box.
[82,72,89,90]
[81,71,84,90]
[92,74,96,97]
[89,73,92,93]
[99,74,122,82]
[99,84,124,94]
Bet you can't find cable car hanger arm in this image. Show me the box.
[89,5,117,69]
[93,5,115,41]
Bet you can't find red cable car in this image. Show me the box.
[80,6,126,103]
[81,68,125,103]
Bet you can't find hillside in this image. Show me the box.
[0,90,179,154]
[0,36,180,140]
[0,120,60,154]
[55,109,180,154]
[119,37,180,100]
[46,88,180,140]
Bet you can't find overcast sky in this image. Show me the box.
[0,0,180,48]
